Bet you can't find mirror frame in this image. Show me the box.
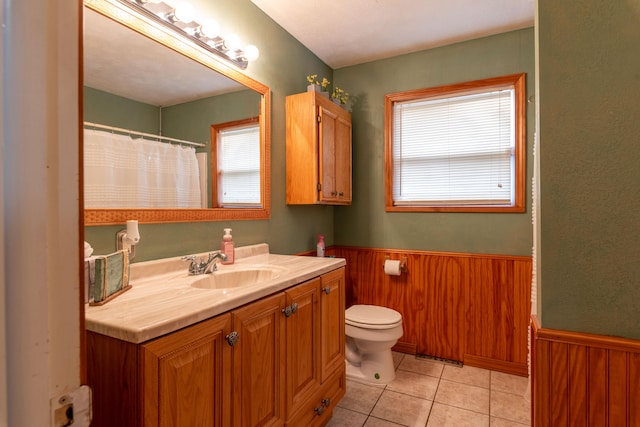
[83,0,271,225]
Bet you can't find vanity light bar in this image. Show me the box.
[117,0,258,69]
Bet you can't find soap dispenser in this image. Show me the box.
[221,228,234,264]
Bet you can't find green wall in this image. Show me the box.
[84,87,159,133]
[333,29,535,256]
[537,1,640,339]
[84,0,534,266]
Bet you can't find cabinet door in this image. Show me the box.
[141,314,232,427]
[319,105,338,202]
[319,268,346,382]
[319,106,352,204]
[285,278,321,418]
[232,293,286,427]
[335,115,352,203]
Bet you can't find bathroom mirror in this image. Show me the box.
[83,0,271,225]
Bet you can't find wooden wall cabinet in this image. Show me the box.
[286,92,352,205]
[87,268,346,427]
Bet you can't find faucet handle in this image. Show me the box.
[181,255,199,275]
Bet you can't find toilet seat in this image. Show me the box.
[346,305,402,330]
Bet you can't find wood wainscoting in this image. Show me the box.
[328,246,532,376]
[531,316,640,426]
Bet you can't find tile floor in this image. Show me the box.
[326,352,531,427]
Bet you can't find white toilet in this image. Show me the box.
[345,304,403,385]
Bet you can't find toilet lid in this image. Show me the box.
[345,305,402,327]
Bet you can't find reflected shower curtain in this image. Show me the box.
[84,129,202,208]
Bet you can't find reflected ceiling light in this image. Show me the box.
[121,0,258,69]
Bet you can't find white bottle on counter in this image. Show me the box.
[221,228,234,264]
[317,234,325,257]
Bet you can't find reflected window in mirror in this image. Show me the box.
[212,117,261,208]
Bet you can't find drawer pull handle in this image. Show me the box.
[225,331,239,347]
[281,303,298,317]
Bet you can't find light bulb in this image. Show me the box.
[243,44,259,61]
[173,2,195,23]
[224,33,241,51]
[199,19,220,39]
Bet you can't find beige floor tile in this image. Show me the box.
[490,416,530,426]
[434,379,490,414]
[490,390,531,425]
[490,371,530,396]
[386,369,440,400]
[426,402,489,427]
[370,390,432,426]
[326,406,368,427]
[397,356,444,378]
[363,417,405,426]
[392,351,405,369]
[338,380,385,415]
[442,364,490,389]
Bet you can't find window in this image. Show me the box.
[211,117,262,208]
[385,73,526,212]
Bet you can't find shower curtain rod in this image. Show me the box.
[84,121,206,148]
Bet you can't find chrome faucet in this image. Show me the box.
[182,252,228,275]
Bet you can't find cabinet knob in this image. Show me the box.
[314,405,325,416]
[339,192,344,197]
[331,191,338,196]
[322,397,331,407]
[225,331,239,347]
[322,286,331,295]
[281,303,298,317]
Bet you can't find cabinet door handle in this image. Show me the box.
[282,302,298,317]
[314,405,324,416]
[338,192,344,197]
[322,397,331,407]
[322,286,331,295]
[331,191,338,196]
[225,331,239,347]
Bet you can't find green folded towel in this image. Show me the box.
[92,250,130,304]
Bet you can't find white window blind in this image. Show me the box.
[218,123,261,206]
[392,89,515,206]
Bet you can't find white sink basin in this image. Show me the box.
[190,266,288,290]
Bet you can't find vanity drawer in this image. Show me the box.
[286,369,345,427]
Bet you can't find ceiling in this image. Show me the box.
[250,0,535,69]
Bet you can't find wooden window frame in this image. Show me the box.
[384,73,526,213]
[210,116,265,210]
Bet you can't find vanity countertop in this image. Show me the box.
[85,244,345,344]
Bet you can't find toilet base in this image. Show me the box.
[345,349,396,385]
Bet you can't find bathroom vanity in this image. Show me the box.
[86,244,346,427]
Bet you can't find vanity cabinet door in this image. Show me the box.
[231,293,287,427]
[140,314,232,427]
[284,277,321,420]
[320,268,346,382]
